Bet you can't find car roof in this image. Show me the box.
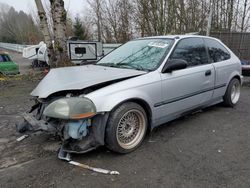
[140,35,219,41]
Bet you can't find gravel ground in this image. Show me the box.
[0,51,249,188]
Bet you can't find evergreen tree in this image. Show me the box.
[73,16,87,40]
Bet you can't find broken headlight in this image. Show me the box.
[43,97,96,119]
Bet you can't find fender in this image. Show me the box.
[227,71,242,86]
[85,71,162,120]
[91,89,154,112]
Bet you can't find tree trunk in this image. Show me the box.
[96,0,102,41]
[50,0,71,67]
[240,0,248,32]
[34,0,55,67]
[239,0,248,58]
[34,0,51,44]
[227,0,233,31]
[234,0,240,31]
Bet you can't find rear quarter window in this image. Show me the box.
[204,39,231,63]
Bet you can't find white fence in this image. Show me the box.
[0,42,31,53]
[0,42,121,54]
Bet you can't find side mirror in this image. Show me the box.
[162,59,188,73]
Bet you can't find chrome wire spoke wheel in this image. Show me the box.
[116,109,146,150]
[231,81,240,104]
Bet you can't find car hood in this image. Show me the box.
[31,65,146,98]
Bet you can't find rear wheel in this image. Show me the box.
[105,102,148,153]
[223,78,241,107]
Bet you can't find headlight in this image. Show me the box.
[43,97,96,119]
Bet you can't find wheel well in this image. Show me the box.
[111,98,152,129]
[232,75,241,84]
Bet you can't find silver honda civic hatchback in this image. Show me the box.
[18,35,242,154]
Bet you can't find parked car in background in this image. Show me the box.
[17,35,242,155]
[0,51,19,75]
[241,60,250,76]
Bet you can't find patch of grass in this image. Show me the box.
[0,71,45,82]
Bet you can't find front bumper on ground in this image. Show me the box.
[17,112,110,153]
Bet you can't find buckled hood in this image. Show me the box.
[31,65,146,98]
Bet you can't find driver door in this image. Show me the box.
[157,37,215,120]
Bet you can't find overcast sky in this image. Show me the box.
[0,0,87,17]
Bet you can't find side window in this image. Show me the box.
[204,39,230,63]
[170,38,209,67]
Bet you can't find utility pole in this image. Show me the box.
[239,0,248,58]
[96,0,101,42]
[206,0,214,36]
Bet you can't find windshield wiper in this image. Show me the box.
[117,62,149,71]
[97,62,117,67]
[98,62,150,72]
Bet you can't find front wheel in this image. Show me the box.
[105,102,148,153]
[223,78,241,107]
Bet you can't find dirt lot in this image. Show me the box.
[0,80,249,188]
[0,51,250,188]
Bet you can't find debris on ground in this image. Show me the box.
[69,161,120,175]
[58,147,71,162]
[57,147,119,175]
[16,135,29,142]
[148,140,156,143]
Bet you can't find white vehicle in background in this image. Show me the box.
[22,40,121,67]
[22,41,48,67]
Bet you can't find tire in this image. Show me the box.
[223,78,241,107]
[105,102,148,153]
[32,59,38,68]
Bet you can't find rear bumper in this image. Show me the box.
[242,66,250,76]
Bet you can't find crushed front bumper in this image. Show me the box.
[22,113,56,132]
[16,112,109,154]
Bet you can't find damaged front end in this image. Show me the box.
[17,95,109,154]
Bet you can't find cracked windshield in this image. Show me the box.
[97,39,173,71]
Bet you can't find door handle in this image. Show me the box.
[205,70,211,76]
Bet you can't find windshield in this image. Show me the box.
[97,38,173,71]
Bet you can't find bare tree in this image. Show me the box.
[34,0,51,45]
[34,0,71,67]
[227,0,234,31]
[240,0,248,32]
[239,0,249,58]
[0,5,42,44]
[87,0,103,41]
[34,0,56,67]
[50,0,70,67]
[85,0,249,42]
